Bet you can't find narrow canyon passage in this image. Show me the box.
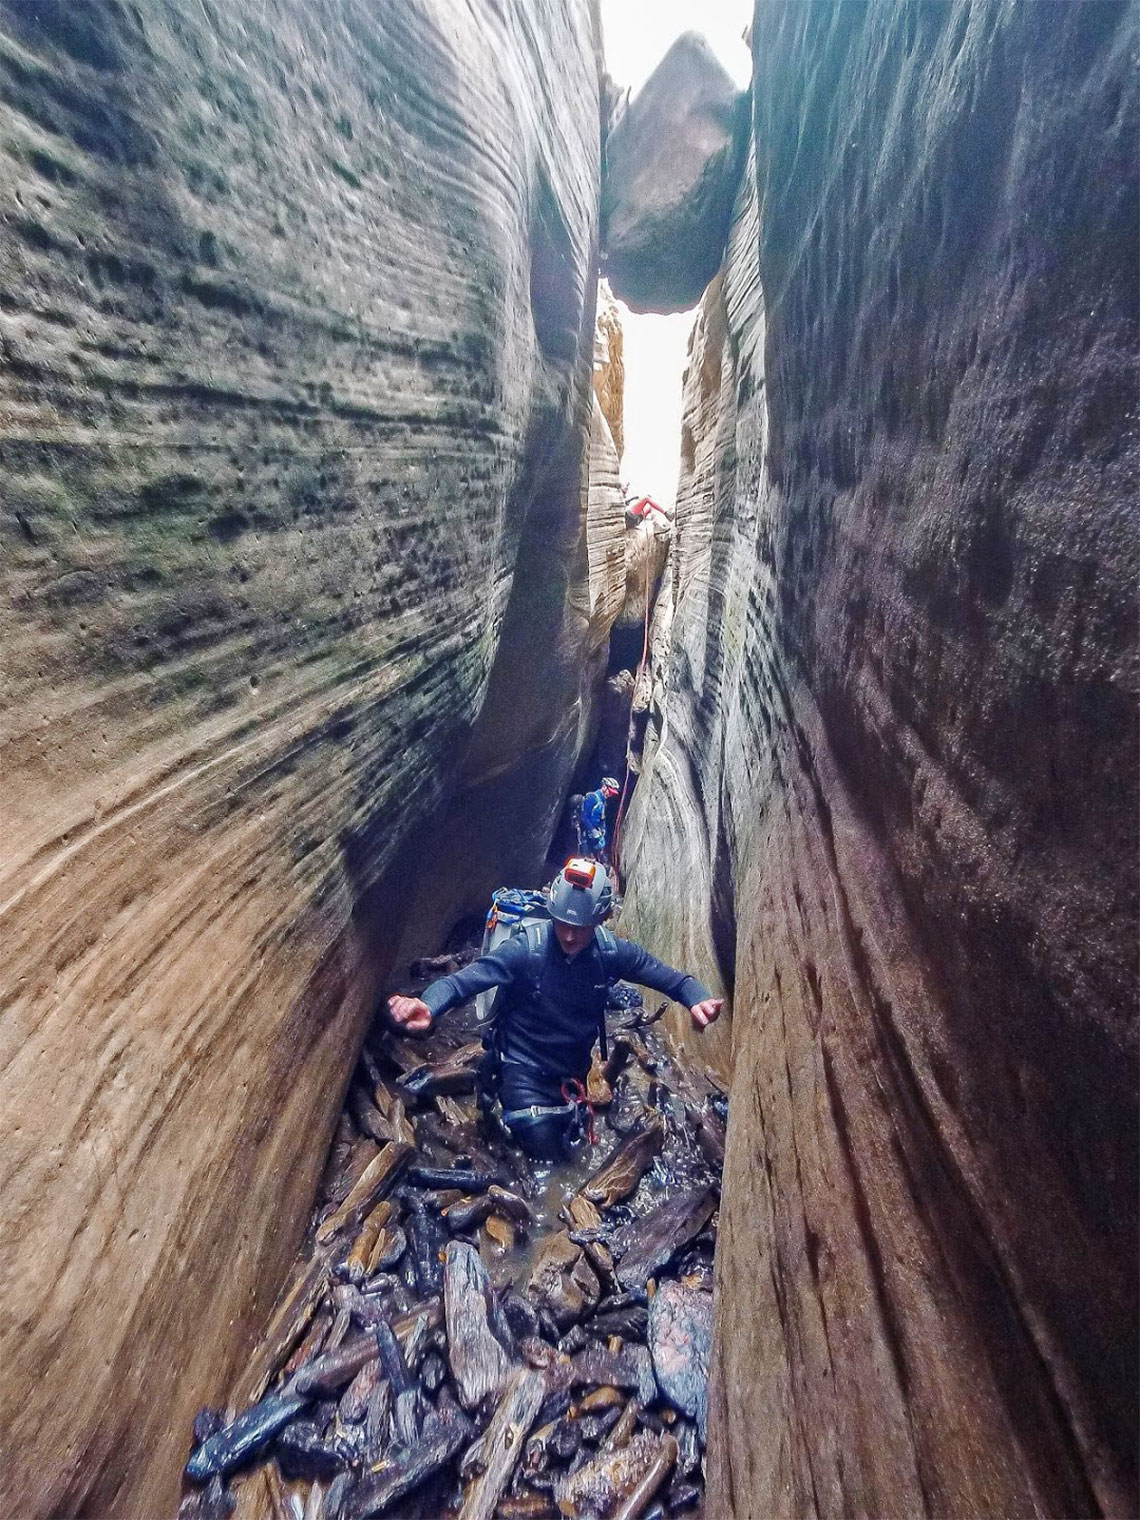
[1,2,1135,1519]
[178,939,728,1520]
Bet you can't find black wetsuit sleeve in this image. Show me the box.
[419,935,531,1019]
[609,936,712,1009]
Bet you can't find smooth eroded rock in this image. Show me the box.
[0,2,602,1514]
[621,1,1137,1514]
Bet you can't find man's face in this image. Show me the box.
[553,919,594,957]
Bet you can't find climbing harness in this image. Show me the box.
[560,1076,598,1146]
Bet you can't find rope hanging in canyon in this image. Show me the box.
[611,565,653,876]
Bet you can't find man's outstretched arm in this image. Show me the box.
[388,936,529,1032]
[610,938,724,1031]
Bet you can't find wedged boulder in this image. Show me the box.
[603,32,747,314]
[0,1,602,1515]
[621,1,1137,1515]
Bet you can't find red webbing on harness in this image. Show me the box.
[561,1078,597,1145]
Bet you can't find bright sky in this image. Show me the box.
[599,0,753,510]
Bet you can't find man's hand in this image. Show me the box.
[387,994,433,1033]
[689,998,724,1031]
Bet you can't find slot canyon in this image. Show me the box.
[0,2,1135,1517]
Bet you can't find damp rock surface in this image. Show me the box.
[620,1,1138,1515]
[0,3,603,1515]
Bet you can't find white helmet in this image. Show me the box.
[548,857,614,926]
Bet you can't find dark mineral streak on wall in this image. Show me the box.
[614,1,1137,1515]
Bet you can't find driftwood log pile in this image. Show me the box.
[179,984,725,1520]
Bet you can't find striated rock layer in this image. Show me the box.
[593,276,625,460]
[620,2,1138,1515]
[0,2,602,1514]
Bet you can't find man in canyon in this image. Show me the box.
[388,857,723,1160]
[577,776,620,862]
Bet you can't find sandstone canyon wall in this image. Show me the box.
[0,3,603,1514]
[618,2,1138,1515]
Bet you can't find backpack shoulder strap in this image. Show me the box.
[593,927,618,1062]
[521,919,550,995]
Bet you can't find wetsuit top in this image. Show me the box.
[419,930,711,1079]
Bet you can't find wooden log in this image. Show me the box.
[302,1479,326,1520]
[675,1417,701,1474]
[553,1430,674,1520]
[370,1078,416,1146]
[496,1496,557,1520]
[382,1035,434,1075]
[363,1377,392,1462]
[567,1343,656,1404]
[397,1040,484,1099]
[228,1252,331,1412]
[610,1433,677,1520]
[340,1355,381,1423]
[326,1305,351,1352]
[281,1308,333,1381]
[185,1389,312,1481]
[611,1186,717,1292]
[177,1474,231,1520]
[444,1193,496,1232]
[407,1164,499,1191]
[602,1400,640,1453]
[459,1369,548,1520]
[587,1301,648,1340]
[343,1201,395,1283]
[392,1296,443,1347]
[227,1466,278,1520]
[409,948,474,979]
[585,1051,613,1107]
[578,1405,624,1444]
[444,1241,515,1410]
[316,1112,356,1201]
[395,1304,436,1371]
[275,1419,344,1482]
[374,1318,410,1395]
[347,1411,473,1518]
[328,1138,381,1209]
[348,1085,395,1148]
[577,1120,664,1209]
[487,1185,532,1225]
[293,1332,379,1397]
[564,1195,602,1232]
[406,1201,447,1294]
[392,1385,428,1447]
[315,1142,412,1244]
[365,1220,406,1275]
[435,1093,478,1126]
